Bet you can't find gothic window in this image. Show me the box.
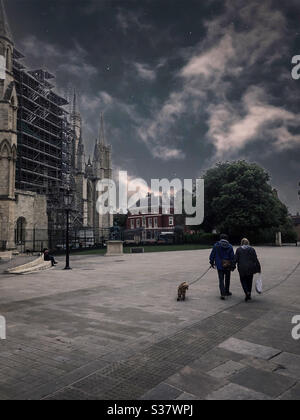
[0,141,10,194]
[6,47,10,70]
[11,96,16,129]
[15,217,26,245]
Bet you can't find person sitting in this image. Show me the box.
[43,249,58,267]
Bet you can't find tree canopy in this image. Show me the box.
[202,161,294,243]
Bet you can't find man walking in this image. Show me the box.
[210,234,235,300]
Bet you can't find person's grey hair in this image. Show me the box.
[241,238,250,246]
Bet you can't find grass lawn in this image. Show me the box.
[71,244,211,256]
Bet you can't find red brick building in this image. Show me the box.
[125,205,177,244]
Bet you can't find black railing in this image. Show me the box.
[13,227,112,254]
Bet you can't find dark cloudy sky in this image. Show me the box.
[6,0,300,213]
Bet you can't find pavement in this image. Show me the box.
[0,246,299,400]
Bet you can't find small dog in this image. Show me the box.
[177,282,189,301]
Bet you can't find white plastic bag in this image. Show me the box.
[255,273,263,294]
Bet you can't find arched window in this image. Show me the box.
[15,217,26,245]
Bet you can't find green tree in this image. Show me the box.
[202,161,292,243]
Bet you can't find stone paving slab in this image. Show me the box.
[207,361,245,379]
[206,383,272,400]
[165,365,226,399]
[141,383,182,400]
[45,387,99,400]
[278,383,300,400]
[218,338,281,360]
[237,356,281,373]
[176,392,198,400]
[230,367,297,398]
[271,352,300,380]
[234,323,300,356]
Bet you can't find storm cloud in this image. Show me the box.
[7,0,300,213]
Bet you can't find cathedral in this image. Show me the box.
[0,0,113,253]
[70,93,113,241]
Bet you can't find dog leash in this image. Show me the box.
[189,266,212,286]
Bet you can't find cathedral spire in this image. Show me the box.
[94,137,98,151]
[72,88,80,116]
[76,126,85,174]
[0,0,13,43]
[99,112,106,146]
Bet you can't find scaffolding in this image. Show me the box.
[13,49,73,229]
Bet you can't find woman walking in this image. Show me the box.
[235,238,261,302]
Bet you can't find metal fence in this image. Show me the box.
[2,225,187,253]
[14,227,112,253]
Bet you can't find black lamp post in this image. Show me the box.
[64,189,72,270]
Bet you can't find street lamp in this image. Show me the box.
[64,189,73,270]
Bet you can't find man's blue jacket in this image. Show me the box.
[210,240,235,271]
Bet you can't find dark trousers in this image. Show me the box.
[240,274,253,296]
[218,270,231,296]
[45,255,56,266]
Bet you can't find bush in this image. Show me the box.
[247,223,297,245]
[281,222,297,243]
[184,232,219,245]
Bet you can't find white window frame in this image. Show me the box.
[169,216,174,226]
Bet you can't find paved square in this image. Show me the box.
[0,247,299,400]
